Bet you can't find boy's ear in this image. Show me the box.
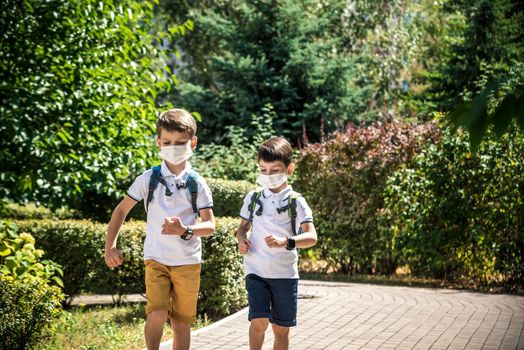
[191,136,198,150]
[287,162,295,175]
[155,136,161,148]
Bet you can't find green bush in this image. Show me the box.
[0,221,64,350]
[0,221,63,287]
[295,121,438,275]
[14,219,145,303]
[383,125,524,284]
[0,275,64,350]
[0,202,81,220]
[199,217,247,319]
[14,217,247,316]
[206,179,255,217]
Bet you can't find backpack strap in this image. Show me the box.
[185,170,199,218]
[287,192,302,236]
[146,165,162,212]
[248,191,263,222]
[276,191,302,236]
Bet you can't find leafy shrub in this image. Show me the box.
[0,221,63,287]
[206,179,255,217]
[383,125,524,284]
[14,219,145,303]
[199,217,247,319]
[0,275,64,350]
[14,217,246,315]
[0,202,80,220]
[294,121,438,274]
[0,221,64,350]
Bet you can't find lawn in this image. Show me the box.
[40,302,209,350]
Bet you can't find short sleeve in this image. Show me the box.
[127,173,147,202]
[197,177,214,210]
[240,190,255,221]
[297,196,313,225]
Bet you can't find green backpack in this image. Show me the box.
[247,190,303,236]
[146,165,200,218]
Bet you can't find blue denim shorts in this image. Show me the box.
[245,273,298,327]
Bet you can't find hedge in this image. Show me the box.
[14,217,247,319]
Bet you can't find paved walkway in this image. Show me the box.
[158,280,523,350]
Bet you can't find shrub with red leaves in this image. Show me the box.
[294,121,439,274]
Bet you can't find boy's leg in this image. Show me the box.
[250,318,269,350]
[268,278,298,350]
[169,318,191,350]
[168,264,201,350]
[145,310,169,349]
[246,274,273,350]
[271,324,290,350]
[144,260,172,350]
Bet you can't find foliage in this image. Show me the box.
[0,221,63,287]
[199,217,247,319]
[206,179,255,217]
[14,219,145,303]
[14,217,246,315]
[0,275,64,350]
[161,0,377,143]
[0,0,190,215]
[294,121,439,275]
[192,104,276,182]
[0,202,80,220]
[420,0,524,111]
[382,125,524,284]
[448,63,524,150]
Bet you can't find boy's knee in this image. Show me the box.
[147,310,169,325]
[272,323,289,337]
[170,318,191,332]
[250,318,269,333]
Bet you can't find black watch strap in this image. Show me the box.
[286,237,296,250]
[181,225,193,240]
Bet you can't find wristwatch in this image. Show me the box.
[285,237,296,250]
[181,225,193,241]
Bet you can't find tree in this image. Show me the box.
[0,0,190,219]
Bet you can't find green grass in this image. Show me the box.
[40,303,209,350]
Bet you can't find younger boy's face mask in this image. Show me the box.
[256,172,288,189]
[159,143,193,165]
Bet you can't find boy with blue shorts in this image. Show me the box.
[104,109,215,350]
[237,136,318,350]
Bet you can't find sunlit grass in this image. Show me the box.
[41,303,209,350]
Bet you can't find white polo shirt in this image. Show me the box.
[239,185,313,279]
[127,161,213,266]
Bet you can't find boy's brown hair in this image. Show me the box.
[156,109,197,138]
[257,136,293,167]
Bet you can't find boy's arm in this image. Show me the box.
[161,208,215,237]
[236,219,252,254]
[293,222,317,249]
[265,222,317,249]
[105,195,137,268]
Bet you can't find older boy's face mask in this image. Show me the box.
[256,171,288,189]
[159,142,193,165]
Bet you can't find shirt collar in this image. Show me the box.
[160,160,192,179]
[262,185,293,198]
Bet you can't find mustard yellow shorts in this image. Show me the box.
[144,259,201,323]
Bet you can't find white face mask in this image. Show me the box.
[256,172,288,189]
[159,143,193,165]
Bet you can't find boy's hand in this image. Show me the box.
[264,235,287,248]
[162,216,186,235]
[238,238,251,254]
[105,247,123,269]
